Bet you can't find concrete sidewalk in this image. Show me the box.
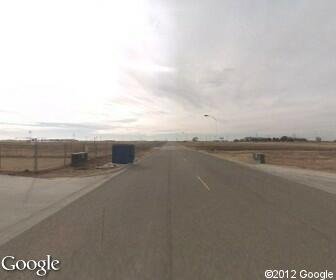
[253,164,336,195]
[0,171,125,246]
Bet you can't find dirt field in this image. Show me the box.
[0,140,164,176]
[183,141,336,173]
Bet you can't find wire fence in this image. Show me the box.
[0,141,163,173]
[0,141,115,173]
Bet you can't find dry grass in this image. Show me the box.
[184,141,336,173]
[0,140,164,175]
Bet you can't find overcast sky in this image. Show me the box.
[1,0,335,140]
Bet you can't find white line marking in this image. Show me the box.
[197,176,211,191]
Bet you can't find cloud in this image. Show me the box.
[144,0,336,138]
[110,118,138,124]
[0,120,136,133]
[1,0,336,139]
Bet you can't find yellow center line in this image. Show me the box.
[197,176,211,191]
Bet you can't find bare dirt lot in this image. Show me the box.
[0,141,165,177]
[184,141,336,173]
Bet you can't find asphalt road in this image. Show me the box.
[0,144,335,279]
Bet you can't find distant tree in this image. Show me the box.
[280,136,293,142]
[192,137,199,142]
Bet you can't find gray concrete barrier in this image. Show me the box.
[253,153,266,164]
[71,152,88,167]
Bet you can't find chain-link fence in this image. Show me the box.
[0,141,115,173]
[0,141,164,173]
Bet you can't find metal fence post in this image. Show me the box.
[64,142,67,167]
[33,141,38,173]
[105,141,107,157]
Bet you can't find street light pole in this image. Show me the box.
[204,114,218,140]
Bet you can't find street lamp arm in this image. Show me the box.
[204,114,219,139]
[204,114,217,121]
